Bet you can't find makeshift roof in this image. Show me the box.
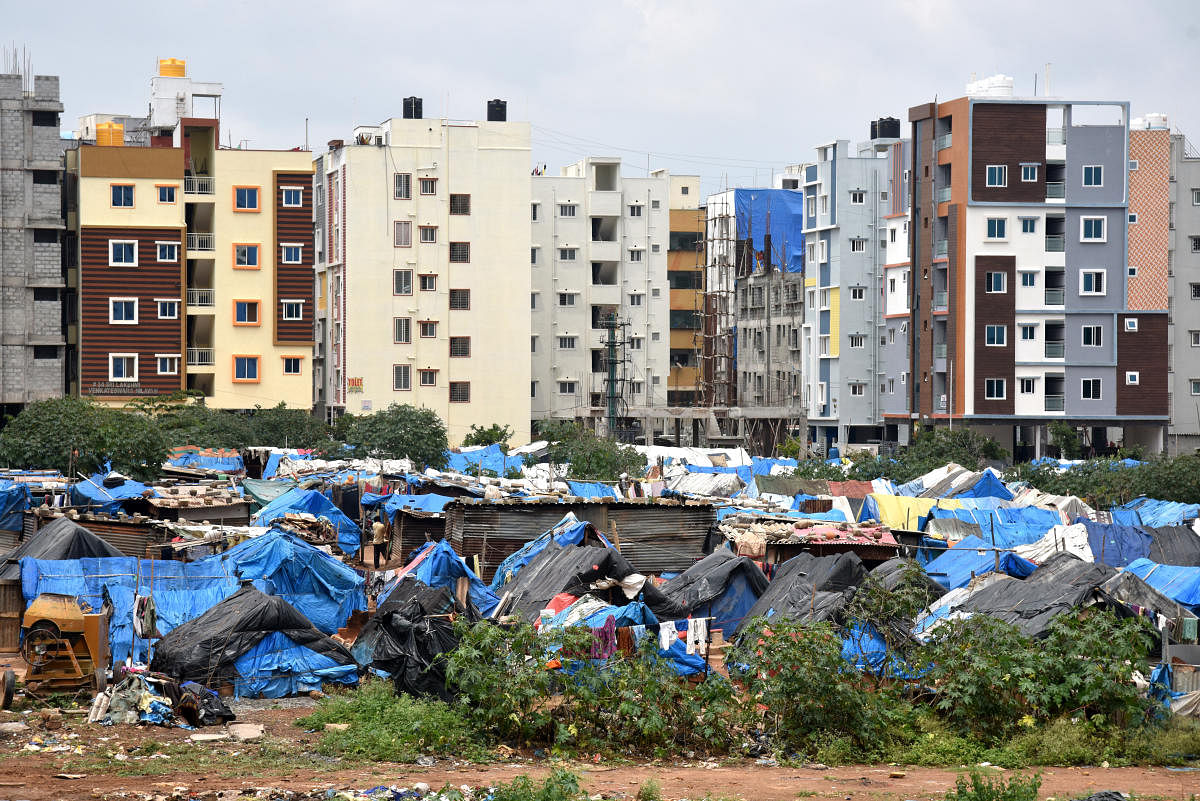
[662,549,768,634]
[70,473,155,515]
[490,512,612,592]
[0,516,122,581]
[252,487,360,554]
[381,539,499,616]
[1125,559,1200,611]
[734,551,866,635]
[1145,525,1200,566]
[922,535,1037,590]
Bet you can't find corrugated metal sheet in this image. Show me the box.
[26,512,162,558]
[606,505,714,574]
[0,581,22,652]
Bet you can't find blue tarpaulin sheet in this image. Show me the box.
[1113,497,1200,527]
[71,474,156,515]
[361,492,454,517]
[734,188,806,274]
[232,630,357,698]
[950,470,1014,500]
[0,483,28,531]
[923,535,1037,590]
[167,453,244,472]
[542,600,709,676]
[684,464,757,498]
[253,488,360,554]
[380,539,499,616]
[1077,519,1153,567]
[926,506,1060,549]
[1125,559,1200,611]
[566,481,619,499]
[445,444,527,476]
[490,513,612,591]
[751,457,798,476]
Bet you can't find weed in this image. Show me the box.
[636,778,663,801]
[488,769,584,801]
[943,771,1041,801]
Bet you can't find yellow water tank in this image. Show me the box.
[96,121,124,147]
[158,58,186,77]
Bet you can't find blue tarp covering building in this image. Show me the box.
[380,539,500,616]
[926,506,1061,549]
[950,470,1014,500]
[923,535,1038,590]
[1113,497,1200,528]
[1074,519,1153,567]
[490,513,612,591]
[445,444,527,476]
[751,457,798,476]
[541,599,709,676]
[733,188,806,274]
[253,488,360,554]
[167,452,245,472]
[360,492,455,517]
[71,474,156,515]
[566,481,619,499]
[0,483,28,531]
[1125,559,1200,611]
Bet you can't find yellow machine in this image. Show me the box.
[20,593,109,695]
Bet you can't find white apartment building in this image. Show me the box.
[530,158,669,436]
[312,100,532,446]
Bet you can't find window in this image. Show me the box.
[888,278,896,293]
[1082,325,1103,347]
[558,204,577,217]
[449,242,470,262]
[850,286,865,300]
[1083,165,1103,187]
[31,110,56,126]
[531,203,539,221]
[393,317,411,343]
[234,300,259,325]
[1021,272,1036,287]
[1125,318,1139,332]
[850,383,865,396]
[1081,216,1106,241]
[1129,213,1138,224]
[233,356,259,382]
[234,244,260,268]
[888,328,896,344]
[1081,378,1102,400]
[157,299,179,319]
[394,221,412,247]
[109,354,137,382]
[1080,270,1106,295]
[630,336,643,350]
[449,289,470,309]
[652,331,660,341]
[281,356,302,375]
[1126,371,1140,386]
[1192,237,1200,253]
[849,334,865,348]
[157,185,176,204]
[281,245,302,264]
[393,364,411,391]
[1020,377,1036,394]
[109,240,137,266]
[651,199,660,209]
[558,381,577,395]
[281,300,303,320]
[629,205,642,217]
[651,243,661,253]
[109,298,137,324]
[850,239,865,253]
[153,354,179,376]
[985,325,1007,346]
[984,378,1006,400]
[558,292,576,306]
[1021,164,1038,182]
[850,190,865,204]
[233,186,259,211]
[394,174,411,199]
[1129,159,1139,171]
[531,247,538,265]
[393,269,413,295]
[531,336,537,352]
[419,321,437,338]
[889,228,897,243]
[1193,379,1200,396]
[985,165,1007,187]
[419,274,436,292]
[449,194,470,215]
[157,242,179,263]
[629,249,643,262]
[282,187,303,207]
[449,382,470,403]
[986,217,1007,239]
[449,337,471,357]
[419,178,437,195]
[1020,324,1037,341]
[1191,330,1200,347]
[985,272,1006,293]
[1193,283,1200,300]
[111,184,134,207]
[1021,217,1037,234]
[631,380,643,395]
[419,226,437,244]
[1192,189,1200,206]
[629,293,644,306]
[557,336,577,349]
[32,345,56,360]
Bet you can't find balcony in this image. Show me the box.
[935,133,952,150]
[1044,288,1065,305]
[186,348,215,367]
[186,288,214,307]
[1045,341,1065,358]
[1044,394,1065,412]
[187,232,215,252]
[1045,182,1065,199]
[933,239,948,258]
[936,186,952,203]
[933,291,948,310]
[1045,234,1065,252]
[934,343,947,358]
[184,176,215,195]
[1047,128,1066,145]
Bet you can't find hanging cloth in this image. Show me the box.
[685,617,708,656]
[659,621,675,650]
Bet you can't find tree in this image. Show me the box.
[0,396,168,482]
[154,404,256,449]
[341,404,448,468]
[540,421,644,481]
[248,403,331,449]
[460,423,514,451]
[1048,420,1084,460]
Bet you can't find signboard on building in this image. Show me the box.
[347,377,363,393]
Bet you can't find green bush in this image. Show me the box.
[461,423,514,451]
[339,403,449,468]
[488,770,584,801]
[539,421,645,481]
[943,771,1041,801]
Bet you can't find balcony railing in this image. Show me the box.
[936,133,952,150]
[1047,128,1066,145]
[933,239,948,257]
[933,291,948,310]
[1045,288,1065,305]
[186,288,214,307]
[186,348,214,366]
[934,343,947,359]
[1045,341,1065,358]
[1045,181,1065,199]
[936,186,952,203]
[1045,394,1065,412]
[186,232,215,252]
[1045,234,1065,252]
[184,175,214,195]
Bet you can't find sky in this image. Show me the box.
[10,0,1200,197]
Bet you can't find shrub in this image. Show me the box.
[461,423,514,451]
[943,771,1041,801]
[540,421,645,481]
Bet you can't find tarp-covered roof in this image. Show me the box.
[1125,559,1200,611]
[1,516,123,581]
[445,444,527,476]
[735,551,866,635]
[240,477,296,509]
[252,487,360,554]
[1113,497,1200,528]
[1076,519,1153,567]
[661,549,768,633]
[923,535,1037,590]
[361,492,455,517]
[490,513,611,592]
[71,474,155,515]
[1145,525,1200,566]
[381,539,499,616]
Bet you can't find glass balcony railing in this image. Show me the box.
[1045,288,1065,305]
[1045,182,1065,199]
[936,133,952,150]
[1045,394,1065,412]
[934,291,948,310]
[934,343,947,358]
[1045,341,1065,358]
[1047,128,1066,145]
[936,186,952,203]
[1045,234,1065,252]
[933,239,948,257]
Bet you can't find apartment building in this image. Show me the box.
[313,99,532,446]
[0,70,66,416]
[785,121,911,453]
[907,75,1168,457]
[665,173,703,407]
[67,59,314,410]
[530,158,669,439]
[1168,124,1200,455]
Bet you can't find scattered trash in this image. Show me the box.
[0,721,30,733]
[52,773,86,779]
[415,755,437,766]
[324,722,350,732]
[228,722,265,741]
[189,732,230,743]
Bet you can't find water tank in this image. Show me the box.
[487,99,507,122]
[96,121,124,147]
[403,96,423,120]
[158,58,186,77]
[876,116,900,139]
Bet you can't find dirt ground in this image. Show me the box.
[1,704,1198,800]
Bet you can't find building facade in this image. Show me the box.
[907,76,1168,457]
[0,70,66,416]
[313,101,532,445]
[1169,126,1200,455]
[530,158,669,439]
[666,173,703,407]
[67,60,314,410]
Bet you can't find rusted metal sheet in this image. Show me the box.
[0,581,23,652]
